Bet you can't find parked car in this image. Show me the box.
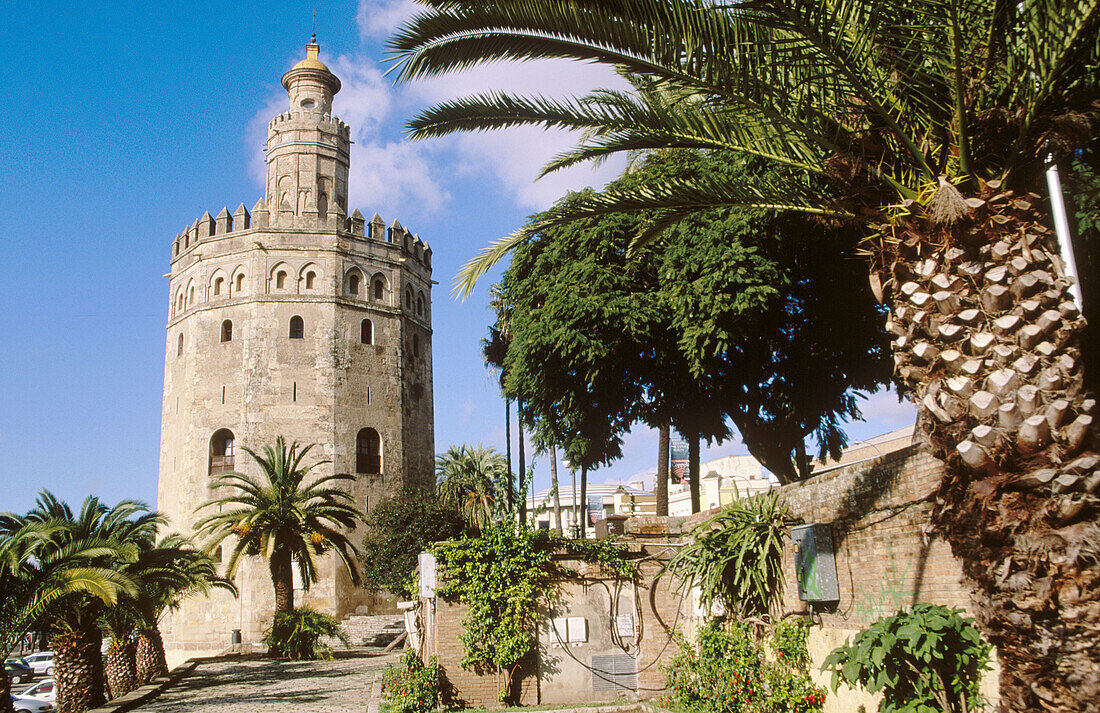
[4,659,33,684]
[21,652,54,677]
[4,694,54,712]
[17,679,54,703]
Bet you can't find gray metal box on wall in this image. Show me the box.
[791,523,840,602]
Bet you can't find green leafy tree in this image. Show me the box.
[194,436,364,616]
[360,489,465,599]
[502,151,890,485]
[390,2,1099,705]
[436,444,510,531]
[0,512,134,713]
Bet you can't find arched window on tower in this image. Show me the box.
[356,428,381,474]
[235,273,245,294]
[188,285,195,305]
[209,429,235,476]
[176,292,184,315]
[289,316,304,339]
[276,271,287,290]
[360,319,373,345]
[177,333,184,357]
[405,288,413,310]
[348,273,361,296]
[221,320,233,343]
[416,293,424,317]
[373,278,384,301]
[213,277,224,297]
[413,334,421,358]
[305,271,316,290]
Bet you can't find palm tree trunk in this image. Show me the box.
[881,190,1098,712]
[271,549,294,615]
[135,628,168,685]
[0,671,13,713]
[549,444,563,535]
[688,434,701,514]
[656,424,670,516]
[518,399,527,523]
[52,626,106,713]
[104,638,137,699]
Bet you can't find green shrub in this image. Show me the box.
[381,650,440,713]
[663,490,790,618]
[823,603,991,713]
[662,619,826,713]
[262,606,348,660]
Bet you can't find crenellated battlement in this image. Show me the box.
[268,110,350,138]
[171,201,430,268]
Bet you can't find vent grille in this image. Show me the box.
[591,653,637,692]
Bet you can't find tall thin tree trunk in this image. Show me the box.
[656,424,670,516]
[880,189,1098,711]
[53,625,106,713]
[518,399,527,523]
[505,397,514,511]
[549,444,563,535]
[271,549,294,615]
[688,434,701,514]
[579,465,588,538]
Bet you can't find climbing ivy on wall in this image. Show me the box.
[433,521,634,702]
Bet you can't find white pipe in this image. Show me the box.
[1046,159,1083,307]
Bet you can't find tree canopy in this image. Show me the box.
[500,150,891,482]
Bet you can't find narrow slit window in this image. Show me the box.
[221,320,233,342]
[177,333,184,356]
[361,318,373,345]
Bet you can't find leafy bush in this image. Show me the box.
[262,607,348,660]
[662,619,826,713]
[361,489,465,599]
[433,521,633,702]
[823,603,991,713]
[381,650,440,713]
[664,490,790,617]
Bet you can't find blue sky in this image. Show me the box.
[0,1,914,516]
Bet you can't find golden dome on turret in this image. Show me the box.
[281,34,341,93]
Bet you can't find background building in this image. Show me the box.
[156,38,434,658]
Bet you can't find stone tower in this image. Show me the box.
[156,38,434,656]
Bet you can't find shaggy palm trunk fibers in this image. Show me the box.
[52,627,106,713]
[0,673,13,713]
[104,639,137,699]
[877,183,1098,712]
[135,628,168,685]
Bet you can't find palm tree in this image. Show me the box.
[655,424,670,517]
[436,444,510,530]
[9,493,155,713]
[0,516,133,713]
[194,436,364,616]
[389,2,1099,708]
[131,536,234,686]
[99,535,233,696]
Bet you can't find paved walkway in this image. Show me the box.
[134,649,402,713]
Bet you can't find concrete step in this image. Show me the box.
[324,613,405,648]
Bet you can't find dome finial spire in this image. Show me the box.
[311,9,317,45]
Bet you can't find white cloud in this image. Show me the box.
[357,0,421,39]
[355,0,635,210]
[857,389,917,428]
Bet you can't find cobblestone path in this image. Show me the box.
[135,649,402,713]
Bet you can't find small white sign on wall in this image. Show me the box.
[615,614,634,638]
[567,616,588,644]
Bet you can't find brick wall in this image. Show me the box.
[421,445,997,711]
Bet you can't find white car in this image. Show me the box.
[6,694,54,713]
[18,679,54,703]
[21,653,53,677]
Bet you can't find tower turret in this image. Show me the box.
[266,36,350,225]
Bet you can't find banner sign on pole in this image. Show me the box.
[670,437,690,484]
[588,495,604,525]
